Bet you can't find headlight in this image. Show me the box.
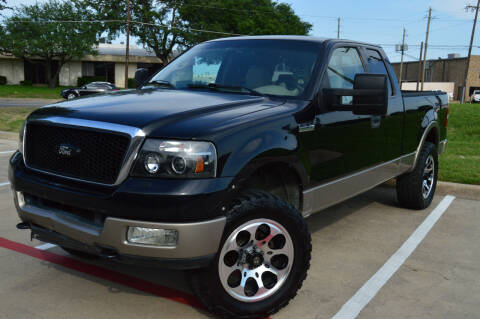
[131,139,217,178]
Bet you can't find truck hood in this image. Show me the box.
[30,88,283,138]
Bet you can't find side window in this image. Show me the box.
[324,47,365,105]
[325,47,365,89]
[366,49,393,95]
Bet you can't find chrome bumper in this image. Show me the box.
[439,139,447,155]
[14,192,226,259]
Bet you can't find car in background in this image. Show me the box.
[471,90,480,103]
[61,82,118,100]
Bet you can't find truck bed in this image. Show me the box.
[401,90,447,97]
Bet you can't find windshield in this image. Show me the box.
[148,39,321,98]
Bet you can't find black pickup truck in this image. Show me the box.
[9,36,448,318]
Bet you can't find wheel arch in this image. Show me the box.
[410,120,439,172]
[232,155,307,211]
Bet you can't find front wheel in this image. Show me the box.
[66,92,78,100]
[188,190,311,319]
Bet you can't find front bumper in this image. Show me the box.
[9,152,231,268]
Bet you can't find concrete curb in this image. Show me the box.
[0,131,18,141]
[383,179,480,201]
[435,181,480,200]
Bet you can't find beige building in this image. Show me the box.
[391,55,480,101]
[0,43,163,88]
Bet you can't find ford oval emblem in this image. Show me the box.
[57,143,81,158]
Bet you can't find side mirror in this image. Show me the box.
[323,74,388,115]
[135,68,150,89]
[352,74,388,115]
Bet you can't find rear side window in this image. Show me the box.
[324,47,365,90]
[366,49,393,95]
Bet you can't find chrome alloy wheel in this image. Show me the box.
[67,93,77,100]
[422,154,435,199]
[218,218,294,302]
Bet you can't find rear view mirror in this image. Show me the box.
[323,73,388,115]
[135,68,150,89]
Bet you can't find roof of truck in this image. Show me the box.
[207,35,382,48]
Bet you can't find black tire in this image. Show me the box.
[396,141,438,209]
[188,190,311,319]
[66,92,78,100]
[61,246,98,259]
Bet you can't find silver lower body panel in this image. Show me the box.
[14,192,226,259]
[302,152,416,217]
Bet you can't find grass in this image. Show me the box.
[0,103,478,185]
[0,107,37,132]
[438,103,480,185]
[0,85,64,99]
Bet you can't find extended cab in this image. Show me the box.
[9,36,448,318]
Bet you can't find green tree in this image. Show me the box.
[0,0,100,87]
[179,0,312,43]
[75,0,311,66]
[75,0,186,67]
[131,0,187,66]
[0,0,8,11]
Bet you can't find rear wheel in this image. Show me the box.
[396,141,438,209]
[188,190,311,319]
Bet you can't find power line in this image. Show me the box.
[1,19,244,36]
[131,21,245,36]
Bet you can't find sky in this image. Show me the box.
[2,0,479,62]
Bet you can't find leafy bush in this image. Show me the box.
[128,78,135,88]
[0,76,7,85]
[20,80,32,86]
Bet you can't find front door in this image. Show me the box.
[309,45,385,184]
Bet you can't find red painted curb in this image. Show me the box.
[0,237,205,310]
[0,237,274,319]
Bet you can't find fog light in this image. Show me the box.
[127,227,178,246]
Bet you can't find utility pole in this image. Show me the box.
[462,0,480,103]
[124,0,131,89]
[416,41,424,91]
[421,7,432,91]
[337,17,341,39]
[399,28,406,85]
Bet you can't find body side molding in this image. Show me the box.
[302,152,415,217]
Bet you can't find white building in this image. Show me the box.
[0,43,163,88]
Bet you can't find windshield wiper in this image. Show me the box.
[188,83,263,96]
[148,80,175,88]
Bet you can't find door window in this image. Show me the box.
[366,49,393,95]
[324,47,365,104]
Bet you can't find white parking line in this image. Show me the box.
[0,150,16,154]
[0,182,10,187]
[332,195,456,319]
[35,243,57,251]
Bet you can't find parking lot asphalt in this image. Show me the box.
[0,137,478,319]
